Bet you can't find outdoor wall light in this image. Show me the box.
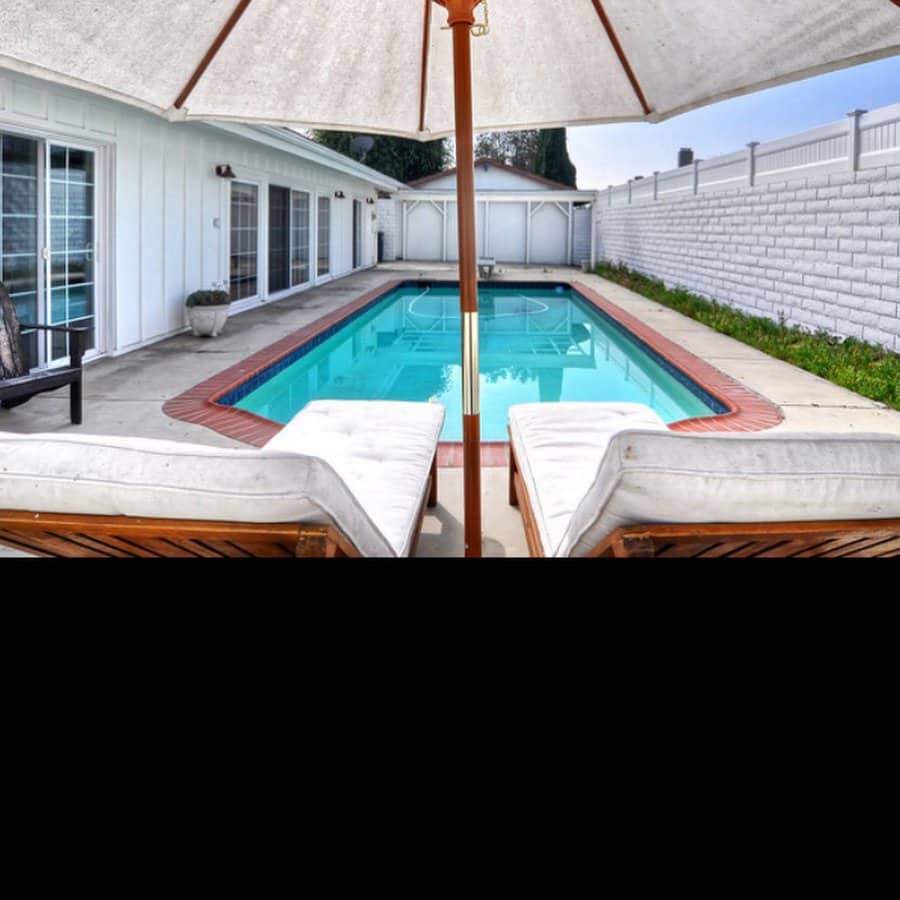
[215,164,236,179]
[334,190,346,199]
[366,197,375,204]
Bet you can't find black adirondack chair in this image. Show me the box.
[0,280,88,425]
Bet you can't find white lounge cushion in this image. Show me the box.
[509,403,900,557]
[0,400,444,557]
[508,403,669,556]
[265,400,445,557]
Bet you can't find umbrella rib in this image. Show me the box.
[419,0,433,132]
[590,0,652,116]
[174,0,255,110]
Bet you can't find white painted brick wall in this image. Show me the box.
[596,165,900,353]
[377,198,399,261]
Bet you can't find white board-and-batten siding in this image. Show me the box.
[0,68,383,358]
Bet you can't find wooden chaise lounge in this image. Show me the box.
[0,400,444,558]
[1,281,89,425]
[508,402,900,558]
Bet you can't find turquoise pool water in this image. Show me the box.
[227,283,722,441]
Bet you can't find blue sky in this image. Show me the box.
[568,56,900,190]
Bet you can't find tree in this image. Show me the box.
[311,131,451,183]
[533,128,577,188]
[474,130,540,170]
[474,128,577,187]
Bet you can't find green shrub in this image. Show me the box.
[185,290,231,308]
[594,261,900,411]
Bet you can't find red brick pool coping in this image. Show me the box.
[164,278,783,467]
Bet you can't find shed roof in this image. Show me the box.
[408,158,575,190]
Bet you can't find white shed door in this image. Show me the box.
[487,202,527,263]
[530,203,569,265]
[406,201,443,261]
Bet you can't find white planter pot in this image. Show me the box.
[187,305,230,338]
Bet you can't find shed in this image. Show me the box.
[383,159,597,267]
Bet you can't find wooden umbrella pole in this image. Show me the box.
[440,0,483,557]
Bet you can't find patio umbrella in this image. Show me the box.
[1,0,898,556]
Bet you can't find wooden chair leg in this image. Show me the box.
[613,533,656,558]
[428,455,438,508]
[509,449,519,507]
[70,376,83,425]
[295,530,336,557]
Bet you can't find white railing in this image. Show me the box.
[603,102,900,208]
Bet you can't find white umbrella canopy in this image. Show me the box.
[0,0,897,136]
[1,0,898,557]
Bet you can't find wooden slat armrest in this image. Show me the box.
[0,367,80,389]
[17,323,87,371]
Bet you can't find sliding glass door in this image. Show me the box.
[268,186,290,294]
[268,185,310,295]
[48,144,96,361]
[0,133,40,367]
[0,131,96,369]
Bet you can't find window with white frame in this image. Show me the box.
[230,182,258,302]
[317,196,330,277]
[291,191,310,287]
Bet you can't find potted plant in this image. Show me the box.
[185,288,231,338]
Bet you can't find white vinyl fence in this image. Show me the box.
[603,104,900,208]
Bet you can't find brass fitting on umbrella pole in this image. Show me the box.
[435,0,488,35]
[462,312,480,416]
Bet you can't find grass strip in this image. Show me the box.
[594,261,900,411]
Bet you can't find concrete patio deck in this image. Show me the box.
[3,262,899,558]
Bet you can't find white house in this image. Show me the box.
[380,158,598,267]
[0,67,404,370]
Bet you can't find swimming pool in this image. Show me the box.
[222,282,725,441]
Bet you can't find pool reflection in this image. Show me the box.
[233,284,717,441]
